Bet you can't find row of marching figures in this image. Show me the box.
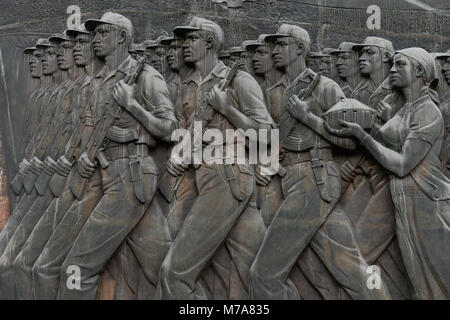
[0,11,449,300]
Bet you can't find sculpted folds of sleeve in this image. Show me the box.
[233,72,274,127]
[141,66,177,124]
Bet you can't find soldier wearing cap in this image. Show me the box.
[247,34,282,98]
[218,49,231,67]
[149,33,172,80]
[330,42,361,98]
[160,34,194,105]
[0,38,61,259]
[434,50,450,176]
[244,34,282,227]
[11,23,104,300]
[308,50,332,77]
[28,12,177,300]
[129,42,142,59]
[248,24,390,300]
[157,16,273,299]
[142,39,156,65]
[0,30,80,299]
[22,45,43,158]
[229,41,255,75]
[352,37,395,108]
[328,38,412,299]
[9,45,43,203]
[2,34,70,225]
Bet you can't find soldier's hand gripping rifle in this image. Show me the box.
[158,61,240,202]
[69,57,146,200]
[274,71,321,178]
[47,109,90,197]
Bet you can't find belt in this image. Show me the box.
[103,143,149,161]
[280,149,332,166]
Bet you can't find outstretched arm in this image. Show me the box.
[326,120,432,177]
[287,95,358,150]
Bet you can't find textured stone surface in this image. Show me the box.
[0,0,448,225]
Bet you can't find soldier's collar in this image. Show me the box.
[182,70,202,86]
[271,75,289,90]
[105,55,134,81]
[200,61,228,86]
[354,77,374,91]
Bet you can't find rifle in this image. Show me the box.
[158,61,240,203]
[70,57,145,200]
[276,71,321,177]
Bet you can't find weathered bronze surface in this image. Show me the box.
[0,0,448,300]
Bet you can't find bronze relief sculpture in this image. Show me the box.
[0,2,448,301]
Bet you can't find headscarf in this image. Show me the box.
[395,47,440,104]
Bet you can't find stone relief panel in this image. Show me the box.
[0,0,448,300]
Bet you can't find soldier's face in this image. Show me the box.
[273,37,298,69]
[319,57,330,76]
[442,57,450,85]
[30,49,43,78]
[183,31,207,63]
[230,53,239,64]
[359,46,382,76]
[253,45,273,76]
[151,47,167,74]
[168,39,185,71]
[144,48,155,64]
[57,40,75,70]
[42,46,59,75]
[233,52,247,71]
[93,24,118,58]
[336,51,358,78]
[390,54,414,89]
[308,57,320,72]
[239,51,253,73]
[73,34,93,67]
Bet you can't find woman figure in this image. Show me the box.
[303,47,449,299]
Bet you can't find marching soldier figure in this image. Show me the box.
[0,30,79,299]
[157,17,273,300]
[12,23,101,300]
[149,34,172,80]
[53,12,176,300]
[0,38,59,257]
[248,24,390,300]
[331,42,361,98]
[337,37,412,299]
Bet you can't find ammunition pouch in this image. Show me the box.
[103,141,156,203]
[309,149,341,203]
[224,163,254,201]
[281,149,340,203]
[128,157,158,204]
